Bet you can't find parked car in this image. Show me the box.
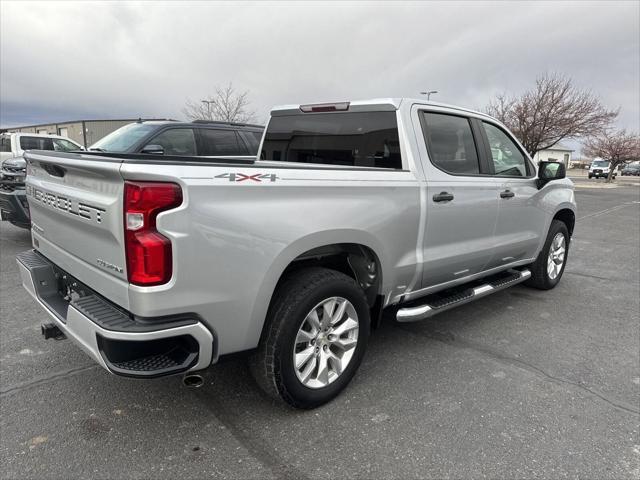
[621,163,640,176]
[1,121,263,229]
[1,133,84,228]
[588,159,616,179]
[16,99,575,408]
[87,120,263,157]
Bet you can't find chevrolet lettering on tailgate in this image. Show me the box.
[26,185,105,223]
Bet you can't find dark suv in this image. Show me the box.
[88,120,263,157]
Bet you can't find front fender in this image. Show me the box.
[534,179,576,255]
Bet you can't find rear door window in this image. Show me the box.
[19,136,55,150]
[250,131,263,145]
[421,112,480,175]
[239,130,262,154]
[146,128,197,156]
[197,129,249,156]
[261,112,402,169]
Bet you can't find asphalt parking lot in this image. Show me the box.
[1,185,639,479]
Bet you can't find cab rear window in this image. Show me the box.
[261,112,402,169]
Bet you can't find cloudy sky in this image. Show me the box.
[1,1,638,151]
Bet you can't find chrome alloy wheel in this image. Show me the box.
[547,232,566,280]
[293,297,359,389]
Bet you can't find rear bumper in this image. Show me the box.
[0,185,30,228]
[17,249,215,378]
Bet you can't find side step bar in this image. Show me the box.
[396,269,531,323]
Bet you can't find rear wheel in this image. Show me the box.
[250,267,370,409]
[525,220,569,290]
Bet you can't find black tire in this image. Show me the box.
[525,220,570,290]
[249,267,370,409]
[588,174,593,179]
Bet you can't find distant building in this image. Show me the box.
[3,118,170,148]
[568,157,591,169]
[533,143,574,168]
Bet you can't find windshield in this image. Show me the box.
[592,160,609,167]
[53,138,81,151]
[89,123,157,153]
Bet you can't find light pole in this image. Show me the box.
[420,90,438,100]
[201,100,213,120]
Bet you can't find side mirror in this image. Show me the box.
[141,144,164,155]
[536,161,566,189]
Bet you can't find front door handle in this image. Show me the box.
[500,189,515,199]
[433,192,454,203]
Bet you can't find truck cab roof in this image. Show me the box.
[270,98,495,122]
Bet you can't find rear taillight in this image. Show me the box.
[124,181,182,286]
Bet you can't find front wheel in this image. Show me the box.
[525,220,570,290]
[250,267,370,409]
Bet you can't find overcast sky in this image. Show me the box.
[1,1,638,152]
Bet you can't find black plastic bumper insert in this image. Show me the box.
[97,335,199,378]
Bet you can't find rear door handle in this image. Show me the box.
[433,192,454,203]
[500,190,515,199]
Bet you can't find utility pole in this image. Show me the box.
[201,100,214,120]
[420,90,438,101]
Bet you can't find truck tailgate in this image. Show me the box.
[25,151,129,305]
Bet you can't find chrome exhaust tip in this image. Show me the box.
[182,374,204,388]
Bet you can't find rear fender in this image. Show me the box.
[248,229,387,346]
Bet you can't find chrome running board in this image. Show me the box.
[396,269,531,323]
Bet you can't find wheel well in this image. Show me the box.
[279,243,382,308]
[553,209,575,237]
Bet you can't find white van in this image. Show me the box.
[588,159,615,179]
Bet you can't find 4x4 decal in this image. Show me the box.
[215,173,278,182]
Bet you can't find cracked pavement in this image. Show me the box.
[1,186,639,479]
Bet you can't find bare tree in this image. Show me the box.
[583,129,640,182]
[486,73,618,157]
[183,83,256,123]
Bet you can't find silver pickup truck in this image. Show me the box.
[17,98,576,408]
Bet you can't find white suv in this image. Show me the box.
[0,133,83,228]
[1,132,82,165]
